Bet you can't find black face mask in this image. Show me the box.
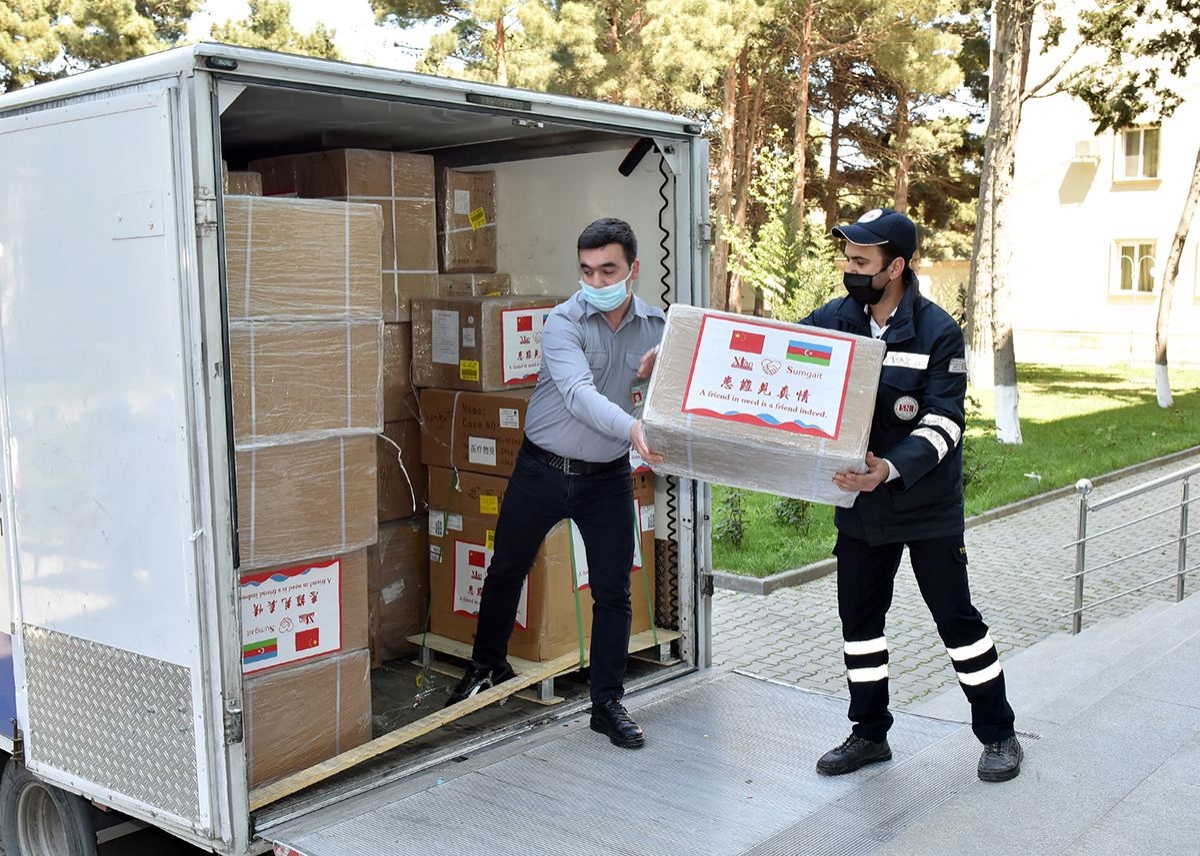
[843,270,887,305]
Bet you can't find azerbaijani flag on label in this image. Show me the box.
[243,638,278,665]
[787,339,833,366]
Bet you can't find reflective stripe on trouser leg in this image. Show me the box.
[908,534,1017,743]
[835,532,904,742]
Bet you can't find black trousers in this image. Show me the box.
[470,446,635,704]
[834,530,1016,744]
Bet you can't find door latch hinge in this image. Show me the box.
[698,222,713,245]
[224,706,243,745]
[195,195,219,236]
[700,572,715,597]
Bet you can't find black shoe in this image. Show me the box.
[444,661,516,707]
[589,700,645,748]
[816,734,892,775]
[978,735,1023,782]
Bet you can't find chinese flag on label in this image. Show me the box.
[468,549,487,568]
[729,329,766,354]
[295,628,320,650]
[516,314,533,332]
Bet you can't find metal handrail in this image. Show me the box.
[1064,462,1198,634]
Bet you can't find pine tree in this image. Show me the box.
[211,0,342,60]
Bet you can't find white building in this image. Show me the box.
[1009,12,1200,368]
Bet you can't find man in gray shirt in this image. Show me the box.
[446,218,664,749]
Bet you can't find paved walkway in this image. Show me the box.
[710,452,1200,708]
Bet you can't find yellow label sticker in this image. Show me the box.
[460,359,480,381]
[469,207,488,230]
[486,530,495,550]
[480,495,499,516]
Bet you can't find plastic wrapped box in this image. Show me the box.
[642,305,885,507]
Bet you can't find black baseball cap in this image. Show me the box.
[831,208,918,261]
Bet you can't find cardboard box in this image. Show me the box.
[411,296,558,391]
[643,305,886,507]
[250,149,439,323]
[383,322,418,422]
[437,273,512,297]
[378,420,426,522]
[230,321,383,445]
[367,517,429,666]
[436,169,497,273]
[227,171,263,196]
[235,436,378,571]
[239,549,369,675]
[419,388,533,478]
[224,196,384,321]
[244,648,371,787]
[426,467,655,662]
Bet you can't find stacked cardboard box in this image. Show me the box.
[410,296,558,391]
[425,466,656,662]
[224,194,383,787]
[418,387,533,478]
[249,148,439,323]
[220,160,263,196]
[367,517,429,666]
[642,304,886,507]
[437,273,511,298]
[436,169,497,273]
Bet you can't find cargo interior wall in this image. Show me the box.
[214,81,692,816]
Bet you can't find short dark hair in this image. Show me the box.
[578,218,637,266]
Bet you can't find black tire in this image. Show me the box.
[0,762,97,856]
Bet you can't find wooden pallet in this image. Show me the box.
[408,628,682,705]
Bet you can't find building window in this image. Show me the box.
[1120,127,1160,179]
[1116,241,1157,293]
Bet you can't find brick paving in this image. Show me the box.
[711,455,1200,709]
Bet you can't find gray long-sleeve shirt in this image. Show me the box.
[524,289,666,462]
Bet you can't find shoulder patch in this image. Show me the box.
[948,357,968,375]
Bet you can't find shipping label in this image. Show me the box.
[454,189,471,215]
[468,436,497,467]
[453,540,528,628]
[460,359,480,382]
[682,315,855,440]
[499,407,521,430]
[240,559,342,674]
[431,309,460,365]
[499,306,553,385]
[462,326,476,348]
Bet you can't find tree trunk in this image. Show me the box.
[987,0,1032,444]
[712,58,741,311]
[495,17,508,86]
[893,85,910,213]
[1153,143,1200,407]
[824,60,845,233]
[790,0,815,233]
[729,56,762,312]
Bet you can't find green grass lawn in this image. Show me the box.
[713,363,1200,577]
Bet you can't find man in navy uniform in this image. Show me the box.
[445,218,664,750]
[803,208,1023,782]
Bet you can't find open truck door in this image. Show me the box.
[0,78,238,853]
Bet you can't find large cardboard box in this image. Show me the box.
[239,549,369,675]
[249,149,439,322]
[426,467,655,662]
[411,296,558,391]
[235,436,378,571]
[437,273,511,297]
[244,648,372,787]
[378,420,426,522]
[367,517,429,666]
[224,197,383,321]
[383,322,418,422]
[230,321,383,445]
[436,169,497,273]
[643,305,886,507]
[419,388,533,478]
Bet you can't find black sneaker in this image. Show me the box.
[816,734,892,775]
[589,699,645,748]
[978,735,1023,782]
[444,661,516,707]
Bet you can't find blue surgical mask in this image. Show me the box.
[579,275,631,311]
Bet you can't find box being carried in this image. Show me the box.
[643,305,885,508]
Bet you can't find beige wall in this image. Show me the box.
[1009,4,1200,368]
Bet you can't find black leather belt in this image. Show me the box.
[521,437,628,476]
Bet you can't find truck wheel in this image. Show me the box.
[0,763,97,856]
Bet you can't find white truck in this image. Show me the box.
[0,43,716,855]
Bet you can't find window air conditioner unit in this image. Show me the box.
[1073,139,1101,163]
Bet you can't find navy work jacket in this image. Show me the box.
[802,281,968,545]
